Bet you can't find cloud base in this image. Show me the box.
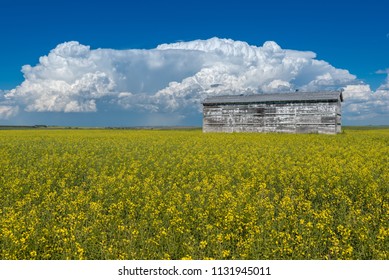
[1,38,388,125]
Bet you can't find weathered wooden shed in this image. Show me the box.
[202,91,343,134]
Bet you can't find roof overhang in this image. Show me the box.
[202,91,344,105]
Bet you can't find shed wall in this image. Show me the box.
[203,100,341,134]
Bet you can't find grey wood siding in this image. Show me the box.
[202,92,342,134]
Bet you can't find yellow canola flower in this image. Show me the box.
[0,128,387,260]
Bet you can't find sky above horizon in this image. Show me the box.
[1,0,388,126]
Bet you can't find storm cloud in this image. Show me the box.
[1,38,388,124]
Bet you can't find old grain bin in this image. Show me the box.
[202,91,343,134]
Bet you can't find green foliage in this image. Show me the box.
[0,129,388,259]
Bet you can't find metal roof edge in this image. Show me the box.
[202,91,343,104]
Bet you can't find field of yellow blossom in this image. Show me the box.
[0,128,388,260]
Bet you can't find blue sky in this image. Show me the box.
[1,0,388,126]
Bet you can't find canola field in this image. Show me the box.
[0,128,388,260]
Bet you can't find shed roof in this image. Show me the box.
[202,91,343,105]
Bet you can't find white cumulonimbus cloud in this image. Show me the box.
[343,75,389,121]
[1,37,388,123]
